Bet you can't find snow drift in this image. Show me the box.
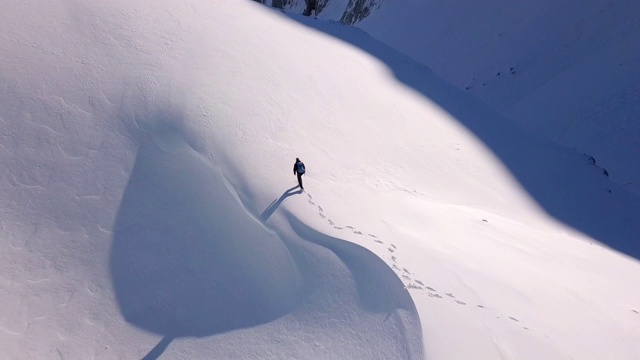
[1,0,639,359]
[110,122,304,337]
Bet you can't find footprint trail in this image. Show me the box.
[304,191,534,334]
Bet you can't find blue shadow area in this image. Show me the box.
[285,213,423,358]
[110,125,304,358]
[287,214,418,314]
[277,12,640,259]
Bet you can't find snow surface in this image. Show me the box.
[1,1,639,359]
[354,0,640,195]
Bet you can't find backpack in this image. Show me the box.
[297,162,305,174]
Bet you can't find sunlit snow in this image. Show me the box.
[1,1,639,359]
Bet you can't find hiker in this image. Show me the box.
[293,158,306,190]
[303,0,317,16]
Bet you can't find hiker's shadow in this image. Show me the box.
[260,186,303,221]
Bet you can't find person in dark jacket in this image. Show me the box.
[293,158,306,190]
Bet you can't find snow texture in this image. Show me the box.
[1,1,639,359]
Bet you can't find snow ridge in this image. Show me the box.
[1,1,639,359]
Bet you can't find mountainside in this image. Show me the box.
[274,0,640,195]
[1,1,639,359]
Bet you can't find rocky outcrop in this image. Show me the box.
[341,0,384,24]
[267,0,383,24]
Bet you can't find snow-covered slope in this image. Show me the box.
[274,0,640,194]
[354,0,640,194]
[1,1,639,359]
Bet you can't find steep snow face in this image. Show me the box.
[269,7,640,260]
[273,0,640,194]
[0,1,423,358]
[109,124,304,338]
[1,1,640,360]
[355,0,640,194]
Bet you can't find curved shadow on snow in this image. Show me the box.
[110,124,304,355]
[280,12,640,259]
[260,186,303,221]
[111,120,424,358]
[287,214,417,314]
[284,213,424,357]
